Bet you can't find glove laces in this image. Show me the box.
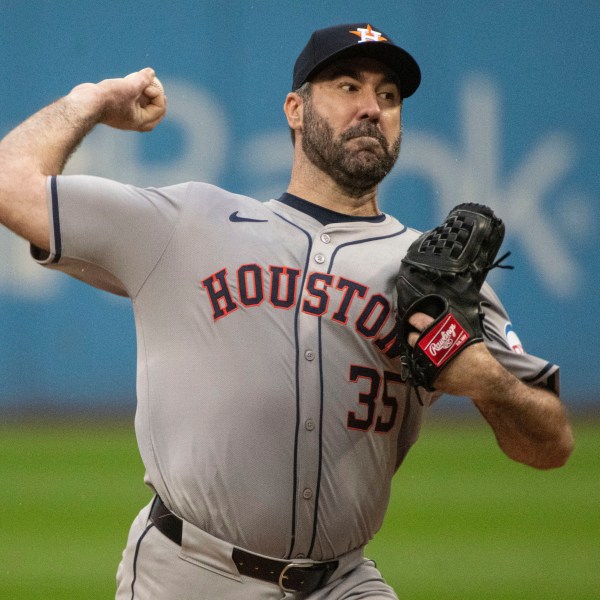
[488,251,514,272]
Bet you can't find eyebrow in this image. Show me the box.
[324,64,361,80]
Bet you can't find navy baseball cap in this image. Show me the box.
[292,23,421,97]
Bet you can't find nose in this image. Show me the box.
[356,88,381,123]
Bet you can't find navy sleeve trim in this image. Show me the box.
[50,175,62,263]
[524,362,553,382]
[524,362,560,394]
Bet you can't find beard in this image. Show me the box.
[301,99,401,197]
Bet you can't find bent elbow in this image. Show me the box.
[528,429,575,470]
[531,453,570,470]
[504,426,575,470]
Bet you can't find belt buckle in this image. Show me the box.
[278,562,306,593]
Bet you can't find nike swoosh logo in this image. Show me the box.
[229,211,268,223]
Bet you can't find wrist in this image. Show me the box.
[469,361,521,410]
[64,83,106,125]
[435,342,516,401]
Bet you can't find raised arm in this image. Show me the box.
[0,68,166,250]
[409,313,574,470]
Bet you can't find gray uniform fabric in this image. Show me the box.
[115,499,397,600]
[35,174,559,591]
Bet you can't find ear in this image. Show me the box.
[283,92,304,133]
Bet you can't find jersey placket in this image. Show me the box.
[289,229,333,559]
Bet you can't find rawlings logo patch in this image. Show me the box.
[418,314,470,366]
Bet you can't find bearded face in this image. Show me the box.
[300,95,401,197]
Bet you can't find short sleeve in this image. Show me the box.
[480,283,560,394]
[32,175,191,297]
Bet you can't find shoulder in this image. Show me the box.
[173,182,262,211]
[394,225,424,255]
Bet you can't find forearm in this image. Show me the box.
[0,92,102,248]
[469,358,574,469]
[434,344,574,469]
[8,91,101,175]
[0,68,164,249]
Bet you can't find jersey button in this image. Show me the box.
[303,488,313,500]
[320,233,331,244]
[314,253,326,264]
[304,350,315,361]
[305,419,315,431]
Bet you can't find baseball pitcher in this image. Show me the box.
[0,22,573,599]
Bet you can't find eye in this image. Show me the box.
[378,89,400,104]
[340,82,359,92]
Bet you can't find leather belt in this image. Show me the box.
[149,495,339,594]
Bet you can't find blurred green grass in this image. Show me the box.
[1,416,597,599]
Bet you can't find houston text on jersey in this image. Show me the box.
[201,263,403,359]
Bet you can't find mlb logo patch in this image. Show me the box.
[418,314,470,367]
[505,322,525,354]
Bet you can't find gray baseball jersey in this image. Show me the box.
[34,174,559,561]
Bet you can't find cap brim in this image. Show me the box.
[302,42,421,98]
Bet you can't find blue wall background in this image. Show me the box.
[0,0,598,410]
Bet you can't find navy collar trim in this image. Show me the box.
[277,193,386,226]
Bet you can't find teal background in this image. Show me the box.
[0,1,598,409]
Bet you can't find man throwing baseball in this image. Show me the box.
[0,22,573,599]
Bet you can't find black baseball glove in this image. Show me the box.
[396,203,510,392]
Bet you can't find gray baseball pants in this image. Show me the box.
[115,499,398,599]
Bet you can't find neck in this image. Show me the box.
[287,155,380,217]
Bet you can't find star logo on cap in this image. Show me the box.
[349,24,388,43]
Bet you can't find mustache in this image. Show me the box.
[340,124,389,150]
